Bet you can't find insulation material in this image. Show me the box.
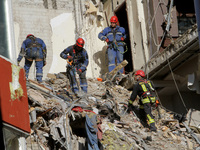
[9,64,23,100]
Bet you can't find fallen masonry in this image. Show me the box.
[25,72,200,150]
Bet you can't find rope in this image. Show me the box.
[149,0,165,30]
[146,0,174,79]
[165,52,188,112]
[113,42,128,54]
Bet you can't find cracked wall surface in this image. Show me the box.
[12,0,76,79]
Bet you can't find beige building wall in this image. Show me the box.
[126,0,147,70]
[50,13,75,74]
[12,0,152,79]
[12,0,76,80]
[78,1,110,78]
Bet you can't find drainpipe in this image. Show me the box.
[0,0,16,62]
[194,0,200,46]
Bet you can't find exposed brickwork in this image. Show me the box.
[12,0,75,79]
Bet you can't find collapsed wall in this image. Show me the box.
[26,72,200,149]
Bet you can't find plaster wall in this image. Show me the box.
[157,56,200,113]
[50,13,75,74]
[160,92,200,114]
[126,0,145,70]
[12,0,76,80]
[12,0,153,79]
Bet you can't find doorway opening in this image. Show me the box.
[115,2,133,73]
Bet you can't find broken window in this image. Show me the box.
[174,0,196,36]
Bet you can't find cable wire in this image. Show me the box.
[165,52,188,112]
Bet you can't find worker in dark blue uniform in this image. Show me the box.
[128,70,157,132]
[17,34,47,83]
[60,38,89,94]
[98,16,126,73]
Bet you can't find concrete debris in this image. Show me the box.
[25,73,200,150]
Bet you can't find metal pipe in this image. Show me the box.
[0,0,16,62]
[182,122,200,145]
[194,0,200,46]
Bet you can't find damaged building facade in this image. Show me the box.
[0,0,200,125]
[0,0,199,119]
[80,0,200,114]
[3,0,198,113]
[1,0,200,149]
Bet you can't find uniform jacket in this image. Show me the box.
[130,79,155,103]
[98,25,126,46]
[17,37,46,62]
[60,45,89,72]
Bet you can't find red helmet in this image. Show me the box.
[26,34,34,38]
[76,38,85,48]
[135,70,145,77]
[110,16,118,23]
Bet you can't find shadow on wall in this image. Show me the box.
[93,45,108,74]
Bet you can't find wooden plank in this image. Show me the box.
[29,79,53,92]
[109,60,128,76]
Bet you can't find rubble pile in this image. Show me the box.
[26,73,200,150]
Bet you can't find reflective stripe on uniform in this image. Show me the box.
[147,114,155,124]
[36,73,43,76]
[107,33,113,36]
[109,64,115,67]
[82,64,87,68]
[72,85,78,88]
[80,85,87,87]
[150,96,156,103]
[147,81,155,91]
[140,83,147,92]
[141,97,150,104]
[100,36,107,40]
[129,100,133,104]
[116,32,122,35]
[147,81,152,88]
[139,105,144,109]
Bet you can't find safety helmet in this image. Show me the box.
[76,38,85,48]
[26,34,34,38]
[110,16,118,23]
[135,70,145,77]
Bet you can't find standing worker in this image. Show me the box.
[128,70,157,132]
[17,34,47,83]
[98,16,126,73]
[60,38,89,95]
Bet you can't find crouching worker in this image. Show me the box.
[128,70,157,132]
[60,38,89,95]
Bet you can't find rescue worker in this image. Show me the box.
[98,16,126,73]
[128,70,157,132]
[17,34,47,83]
[60,38,89,94]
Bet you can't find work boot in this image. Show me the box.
[37,80,43,84]
[150,123,157,132]
[71,91,79,99]
[151,129,157,133]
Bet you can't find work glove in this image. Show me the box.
[127,100,133,111]
[151,102,156,108]
[77,69,82,75]
[105,38,109,43]
[121,37,125,41]
[67,55,73,61]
